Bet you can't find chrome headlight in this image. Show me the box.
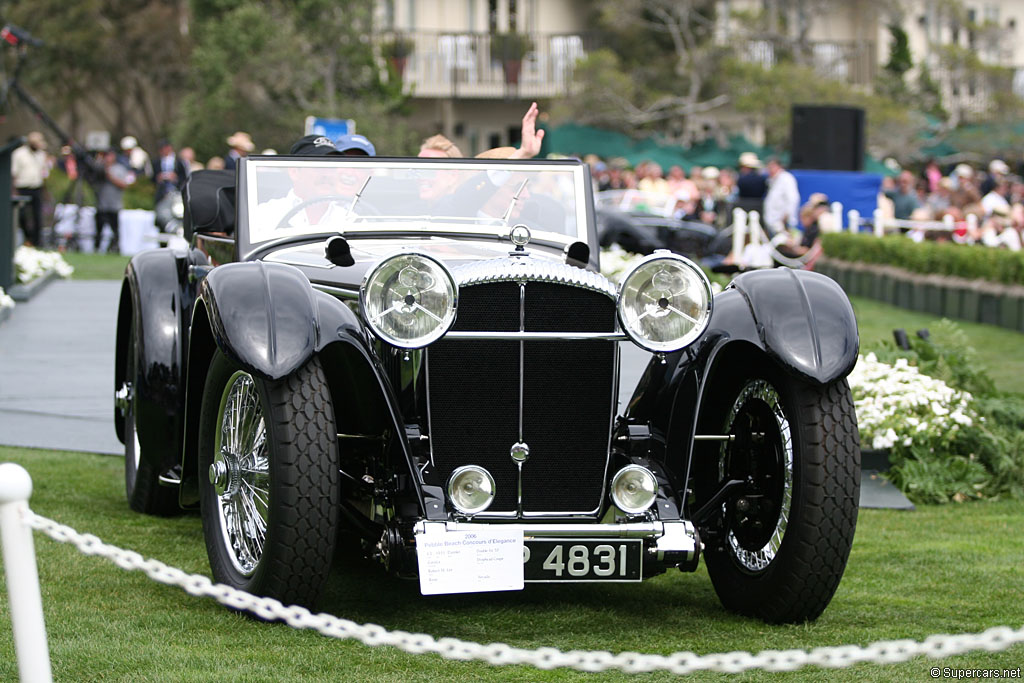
[610,465,658,515]
[360,252,457,348]
[617,252,712,352]
[447,465,496,515]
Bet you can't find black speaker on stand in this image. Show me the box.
[790,105,865,171]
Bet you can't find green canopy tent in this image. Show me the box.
[543,123,888,174]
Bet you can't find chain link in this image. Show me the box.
[20,508,1024,675]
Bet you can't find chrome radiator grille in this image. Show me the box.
[427,280,617,515]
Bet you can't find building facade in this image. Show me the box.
[375,0,591,155]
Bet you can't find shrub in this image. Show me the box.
[821,232,1024,285]
[854,320,1024,503]
[489,32,534,62]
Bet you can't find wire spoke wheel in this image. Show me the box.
[212,371,269,576]
[199,351,339,609]
[721,379,793,574]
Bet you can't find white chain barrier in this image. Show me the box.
[9,505,1021,675]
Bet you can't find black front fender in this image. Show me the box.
[728,268,859,384]
[625,268,859,494]
[199,261,367,380]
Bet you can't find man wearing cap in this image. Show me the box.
[120,135,153,177]
[12,131,50,247]
[333,133,376,156]
[224,131,256,170]
[735,152,766,215]
[257,135,374,231]
[981,159,1010,196]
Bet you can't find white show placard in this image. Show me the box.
[416,527,524,595]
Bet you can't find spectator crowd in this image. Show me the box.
[583,152,1024,253]
[9,118,1024,256]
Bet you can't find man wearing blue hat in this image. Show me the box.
[333,133,376,156]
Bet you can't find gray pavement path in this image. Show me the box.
[0,279,123,455]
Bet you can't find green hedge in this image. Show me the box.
[821,233,1024,286]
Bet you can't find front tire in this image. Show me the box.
[698,372,860,623]
[198,351,339,609]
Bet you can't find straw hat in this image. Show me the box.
[738,152,762,169]
[226,131,255,152]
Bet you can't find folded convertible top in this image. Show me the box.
[182,169,236,238]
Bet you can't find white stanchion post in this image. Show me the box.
[749,211,762,246]
[831,202,843,231]
[944,214,954,230]
[732,208,747,261]
[848,209,861,233]
[967,212,978,238]
[873,209,885,238]
[0,463,53,683]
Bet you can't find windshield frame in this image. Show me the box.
[236,155,596,261]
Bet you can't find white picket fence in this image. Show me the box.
[2,461,1023,679]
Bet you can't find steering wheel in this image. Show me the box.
[274,194,380,231]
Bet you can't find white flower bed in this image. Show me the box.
[600,245,647,283]
[14,246,74,283]
[0,287,13,312]
[847,352,979,451]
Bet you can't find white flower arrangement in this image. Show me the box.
[0,287,13,312]
[600,245,647,283]
[847,352,980,451]
[14,246,74,283]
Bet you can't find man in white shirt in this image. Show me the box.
[981,180,1011,218]
[762,157,800,235]
[257,135,371,233]
[11,131,50,246]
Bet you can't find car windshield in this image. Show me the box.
[242,158,589,245]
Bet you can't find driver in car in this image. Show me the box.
[259,134,375,230]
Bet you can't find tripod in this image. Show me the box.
[1,23,102,250]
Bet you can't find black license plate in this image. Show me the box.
[524,539,643,582]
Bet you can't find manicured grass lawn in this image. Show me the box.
[62,252,131,280]
[0,446,1021,681]
[850,295,1024,395]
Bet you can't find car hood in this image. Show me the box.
[262,235,570,291]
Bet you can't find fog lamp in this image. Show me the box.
[447,465,496,515]
[610,465,658,515]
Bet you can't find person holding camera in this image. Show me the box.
[94,149,135,253]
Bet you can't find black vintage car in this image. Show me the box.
[595,189,729,259]
[114,155,860,623]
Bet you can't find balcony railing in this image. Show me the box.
[378,31,596,99]
[737,39,878,85]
